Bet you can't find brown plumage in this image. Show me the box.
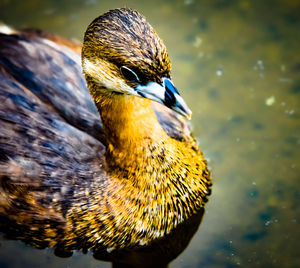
[0,8,211,253]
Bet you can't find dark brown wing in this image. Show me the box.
[0,33,108,236]
[0,32,104,142]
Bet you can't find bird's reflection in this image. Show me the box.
[0,207,205,267]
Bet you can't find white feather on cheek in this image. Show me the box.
[82,58,134,94]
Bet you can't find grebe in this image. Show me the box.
[0,8,211,253]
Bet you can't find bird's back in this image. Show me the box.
[0,32,109,245]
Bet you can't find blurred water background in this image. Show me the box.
[0,0,299,267]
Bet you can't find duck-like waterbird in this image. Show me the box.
[0,8,211,252]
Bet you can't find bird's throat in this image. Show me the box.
[95,93,172,166]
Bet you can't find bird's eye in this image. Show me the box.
[120,66,140,83]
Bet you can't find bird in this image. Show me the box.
[0,8,211,254]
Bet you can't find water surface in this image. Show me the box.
[0,0,299,267]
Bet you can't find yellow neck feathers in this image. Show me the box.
[97,94,170,151]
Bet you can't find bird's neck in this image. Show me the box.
[95,93,174,169]
[67,88,211,248]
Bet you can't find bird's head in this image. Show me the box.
[82,8,192,119]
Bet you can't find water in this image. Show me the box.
[0,0,299,267]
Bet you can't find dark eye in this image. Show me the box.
[120,66,140,83]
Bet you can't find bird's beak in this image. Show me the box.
[135,78,192,119]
